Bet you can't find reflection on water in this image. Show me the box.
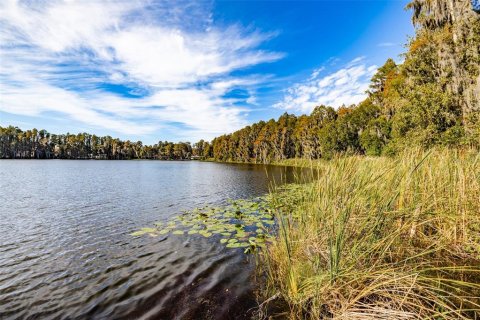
[0,160,308,319]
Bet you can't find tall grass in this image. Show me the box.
[259,148,480,319]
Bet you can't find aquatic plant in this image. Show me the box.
[130,193,299,252]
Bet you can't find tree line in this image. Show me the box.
[0,126,213,160]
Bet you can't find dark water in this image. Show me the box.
[0,160,305,320]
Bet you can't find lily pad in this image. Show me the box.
[226,242,249,248]
[130,227,156,236]
[129,186,299,253]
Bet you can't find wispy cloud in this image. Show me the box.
[0,0,282,141]
[377,42,397,47]
[274,58,377,113]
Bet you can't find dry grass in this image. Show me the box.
[258,148,480,319]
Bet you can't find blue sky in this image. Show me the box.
[0,0,413,144]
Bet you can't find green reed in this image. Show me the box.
[258,148,480,319]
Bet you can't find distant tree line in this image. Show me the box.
[0,126,213,160]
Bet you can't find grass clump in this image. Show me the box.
[258,148,480,319]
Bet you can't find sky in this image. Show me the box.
[0,0,413,144]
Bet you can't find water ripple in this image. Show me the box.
[0,160,306,319]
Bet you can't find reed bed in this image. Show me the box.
[258,148,480,319]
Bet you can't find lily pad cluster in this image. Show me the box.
[131,183,310,253]
[131,197,277,253]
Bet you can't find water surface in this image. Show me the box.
[0,160,304,319]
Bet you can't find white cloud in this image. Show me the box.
[274,58,377,114]
[0,0,282,141]
[246,94,257,105]
[377,42,397,47]
[0,79,156,135]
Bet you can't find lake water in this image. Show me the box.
[0,160,306,320]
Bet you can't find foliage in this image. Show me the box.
[258,148,480,319]
[0,126,212,160]
[210,103,386,163]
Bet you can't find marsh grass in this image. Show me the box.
[259,148,480,319]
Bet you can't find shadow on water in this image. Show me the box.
[0,160,313,319]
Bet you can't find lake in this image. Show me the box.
[0,160,306,319]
